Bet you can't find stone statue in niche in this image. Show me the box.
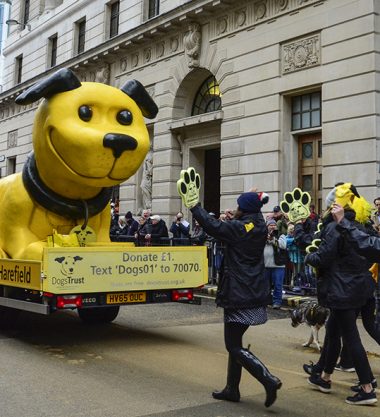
[140,148,153,209]
[183,22,201,68]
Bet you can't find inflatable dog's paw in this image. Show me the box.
[177,167,201,209]
[306,239,321,254]
[280,188,311,223]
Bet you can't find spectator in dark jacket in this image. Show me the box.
[190,191,281,408]
[120,211,139,237]
[170,211,191,245]
[305,205,377,405]
[144,214,169,245]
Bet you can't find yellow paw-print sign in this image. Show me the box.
[177,167,201,209]
[280,188,311,223]
[306,238,321,254]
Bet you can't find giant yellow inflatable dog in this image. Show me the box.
[0,68,158,260]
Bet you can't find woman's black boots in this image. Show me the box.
[212,354,242,402]
[233,348,282,407]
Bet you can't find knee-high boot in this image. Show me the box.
[212,353,242,402]
[232,348,282,407]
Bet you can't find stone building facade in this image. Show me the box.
[0,0,379,222]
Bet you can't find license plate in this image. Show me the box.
[106,292,146,304]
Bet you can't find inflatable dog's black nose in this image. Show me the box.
[103,133,138,158]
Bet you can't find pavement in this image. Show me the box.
[196,284,315,308]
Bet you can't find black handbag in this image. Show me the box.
[273,243,289,266]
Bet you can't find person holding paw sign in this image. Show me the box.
[177,168,282,408]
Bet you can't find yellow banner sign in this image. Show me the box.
[0,259,42,290]
[42,246,208,294]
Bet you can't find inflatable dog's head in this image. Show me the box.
[16,68,158,191]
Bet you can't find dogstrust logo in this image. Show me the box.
[53,255,85,287]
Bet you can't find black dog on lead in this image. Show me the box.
[290,300,329,351]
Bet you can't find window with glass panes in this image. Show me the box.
[110,1,120,38]
[192,76,222,116]
[148,0,160,19]
[292,92,321,130]
[78,20,86,54]
[15,55,23,84]
[49,34,58,67]
[23,0,30,24]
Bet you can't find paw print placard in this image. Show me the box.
[280,188,311,223]
[177,167,201,209]
[306,238,321,254]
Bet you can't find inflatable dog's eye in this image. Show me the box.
[117,110,133,125]
[78,105,93,122]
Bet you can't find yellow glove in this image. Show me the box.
[177,167,201,209]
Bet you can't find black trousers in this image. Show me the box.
[324,308,373,384]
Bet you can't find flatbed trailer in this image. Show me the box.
[0,243,208,324]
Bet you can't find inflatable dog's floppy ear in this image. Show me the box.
[121,79,158,119]
[15,68,81,105]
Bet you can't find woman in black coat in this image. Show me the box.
[305,205,377,405]
[190,191,282,408]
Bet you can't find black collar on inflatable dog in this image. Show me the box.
[22,152,113,220]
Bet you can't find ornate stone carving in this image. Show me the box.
[144,48,152,63]
[95,64,110,84]
[254,1,267,21]
[120,58,128,72]
[140,148,153,210]
[7,130,18,148]
[170,37,179,52]
[217,16,228,35]
[156,42,165,58]
[235,9,246,27]
[282,33,320,74]
[132,53,139,68]
[183,22,201,68]
[276,0,289,12]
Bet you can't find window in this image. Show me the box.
[23,0,30,25]
[148,0,160,19]
[292,91,321,130]
[192,76,222,116]
[77,19,86,54]
[109,1,119,38]
[48,34,58,68]
[15,55,23,84]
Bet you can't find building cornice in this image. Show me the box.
[0,0,326,105]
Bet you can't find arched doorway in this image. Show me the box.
[171,69,222,216]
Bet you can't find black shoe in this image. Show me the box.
[346,389,377,405]
[351,379,377,393]
[212,387,240,402]
[303,361,321,376]
[308,374,331,393]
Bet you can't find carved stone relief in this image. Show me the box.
[157,42,165,58]
[235,9,247,28]
[120,58,128,72]
[217,16,228,35]
[95,64,110,84]
[7,130,18,148]
[254,1,267,21]
[282,33,320,74]
[183,22,201,68]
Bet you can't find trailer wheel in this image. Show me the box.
[0,306,20,329]
[77,306,120,324]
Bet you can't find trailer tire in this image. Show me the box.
[0,306,20,329]
[77,306,120,324]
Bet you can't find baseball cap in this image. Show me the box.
[150,214,161,221]
[273,206,281,212]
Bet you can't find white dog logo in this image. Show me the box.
[55,255,83,277]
